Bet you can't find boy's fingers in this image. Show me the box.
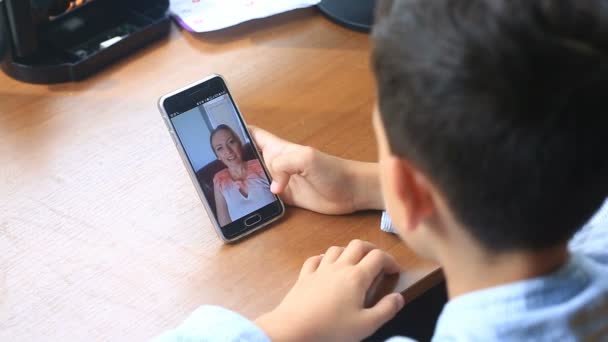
[250,126,282,152]
[320,246,345,265]
[358,250,401,287]
[278,186,295,206]
[270,176,290,194]
[339,240,378,265]
[249,126,268,150]
[299,255,323,278]
[250,126,287,192]
[268,151,307,193]
[250,128,310,195]
[361,293,405,331]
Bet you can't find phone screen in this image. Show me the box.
[162,76,283,240]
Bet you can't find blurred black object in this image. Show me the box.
[364,281,448,342]
[0,0,170,84]
[0,0,7,62]
[30,0,72,17]
[318,0,376,32]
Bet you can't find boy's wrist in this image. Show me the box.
[255,310,310,342]
[350,161,384,212]
[254,312,285,341]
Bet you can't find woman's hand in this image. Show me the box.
[255,240,404,342]
[250,127,384,215]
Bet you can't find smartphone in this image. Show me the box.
[158,74,285,242]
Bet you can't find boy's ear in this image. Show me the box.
[388,156,435,231]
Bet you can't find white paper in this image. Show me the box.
[170,0,321,33]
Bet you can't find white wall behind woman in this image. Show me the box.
[203,95,249,144]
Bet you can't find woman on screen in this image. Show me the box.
[211,124,276,226]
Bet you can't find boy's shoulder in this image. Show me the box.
[433,208,608,341]
[569,201,608,265]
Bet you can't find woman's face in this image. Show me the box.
[212,129,243,167]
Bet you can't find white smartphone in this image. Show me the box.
[158,74,285,242]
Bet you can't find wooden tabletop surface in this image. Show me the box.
[0,8,440,341]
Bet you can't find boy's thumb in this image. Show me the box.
[363,293,405,330]
[268,152,305,194]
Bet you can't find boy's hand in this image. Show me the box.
[251,127,384,214]
[255,240,404,342]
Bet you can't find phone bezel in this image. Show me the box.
[158,74,285,243]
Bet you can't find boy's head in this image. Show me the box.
[371,0,608,257]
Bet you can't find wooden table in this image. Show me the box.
[0,8,440,341]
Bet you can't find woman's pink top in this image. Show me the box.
[213,160,276,221]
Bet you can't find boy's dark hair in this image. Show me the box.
[372,0,608,251]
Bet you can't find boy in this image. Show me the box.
[157,0,608,340]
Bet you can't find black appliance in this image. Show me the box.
[318,0,376,32]
[0,0,170,84]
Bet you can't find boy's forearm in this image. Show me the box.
[349,161,385,212]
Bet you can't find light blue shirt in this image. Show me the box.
[155,200,608,341]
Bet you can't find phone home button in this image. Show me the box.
[244,213,262,227]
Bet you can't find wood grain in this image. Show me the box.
[0,8,440,341]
